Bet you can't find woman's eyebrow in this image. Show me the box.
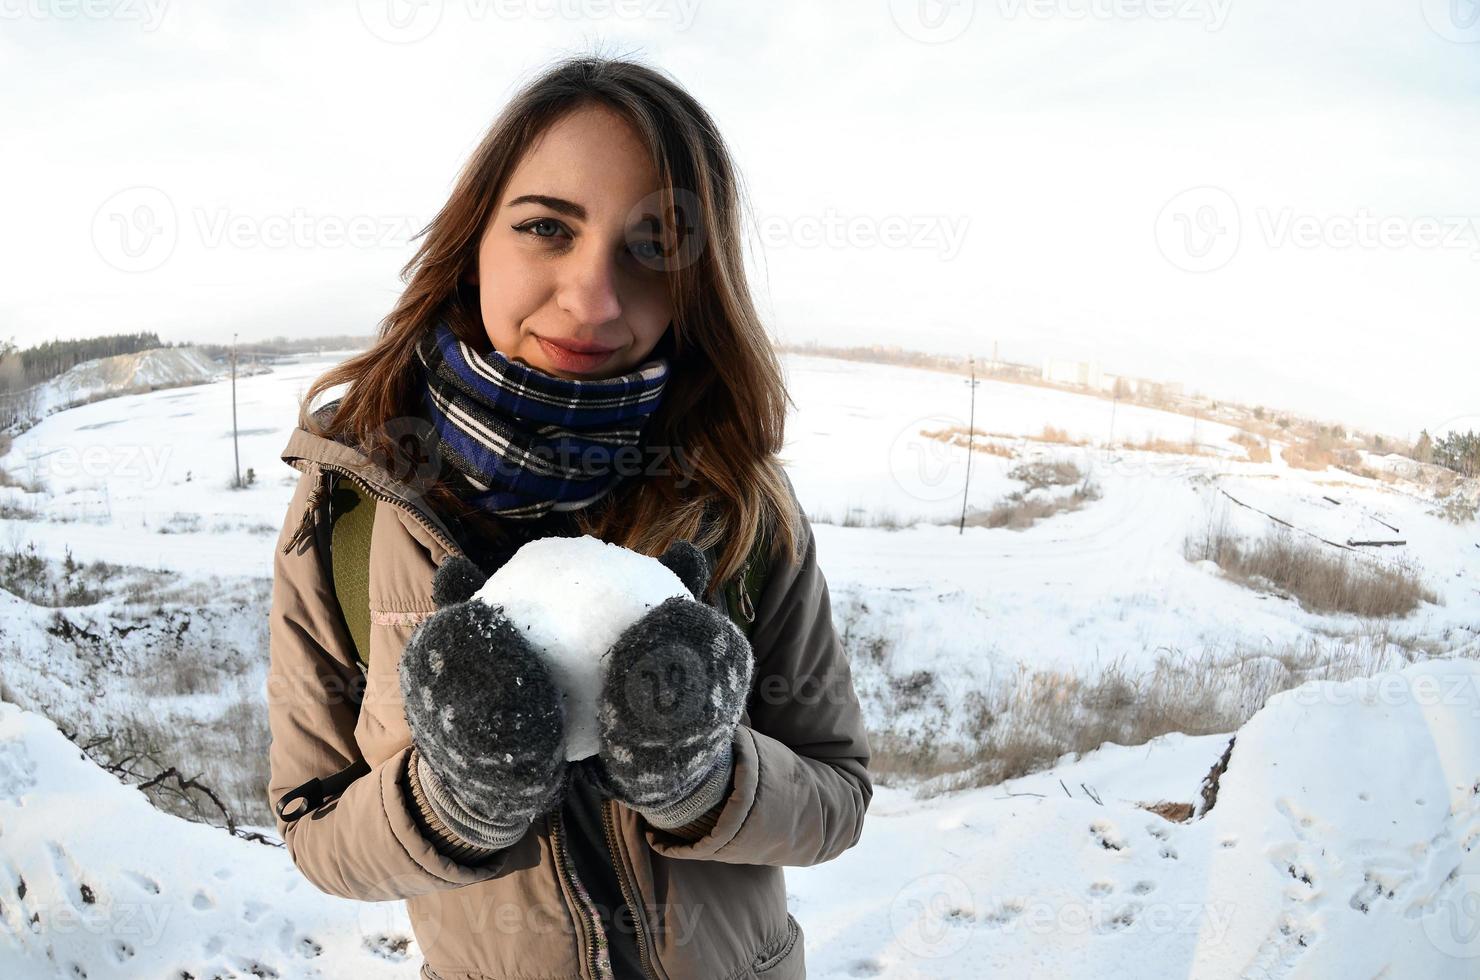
[505,194,586,220]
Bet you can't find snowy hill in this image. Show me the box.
[12,346,223,428]
[4,660,1480,977]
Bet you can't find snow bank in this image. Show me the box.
[789,657,1480,978]
[3,637,1480,977]
[0,700,416,979]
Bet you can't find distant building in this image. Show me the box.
[1042,358,1102,389]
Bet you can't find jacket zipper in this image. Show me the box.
[602,798,658,979]
[548,810,610,980]
[300,460,466,561]
[307,457,665,980]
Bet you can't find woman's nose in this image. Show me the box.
[557,247,623,328]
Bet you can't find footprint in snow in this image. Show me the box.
[120,870,161,894]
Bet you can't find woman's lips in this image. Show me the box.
[535,335,618,373]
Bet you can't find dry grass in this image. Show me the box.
[1281,438,1358,472]
[840,587,1432,794]
[1139,800,1195,822]
[963,480,1102,530]
[920,425,1017,459]
[1119,435,1210,457]
[808,505,910,530]
[926,633,1408,794]
[1186,520,1437,618]
[1037,425,1087,446]
[1231,431,1272,463]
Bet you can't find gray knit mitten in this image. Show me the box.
[399,556,570,850]
[583,541,753,828]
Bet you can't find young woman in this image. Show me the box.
[266,54,871,980]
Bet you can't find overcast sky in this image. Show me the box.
[3,0,1477,437]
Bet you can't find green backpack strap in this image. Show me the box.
[722,528,773,638]
[327,476,376,673]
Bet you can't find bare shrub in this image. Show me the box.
[963,480,1102,530]
[158,512,202,534]
[1008,459,1082,490]
[1186,525,1438,618]
[140,651,219,697]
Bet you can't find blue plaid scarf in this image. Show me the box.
[415,319,671,520]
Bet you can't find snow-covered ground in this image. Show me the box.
[1,349,1478,977]
[7,660,1480,977]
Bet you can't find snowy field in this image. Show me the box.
[1,351,1478,977]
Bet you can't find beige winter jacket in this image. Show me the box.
[265,421,872,979]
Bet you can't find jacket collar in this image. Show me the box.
[278,403,463,561]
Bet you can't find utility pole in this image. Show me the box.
[231,332,241,489]
[959,355,980,535]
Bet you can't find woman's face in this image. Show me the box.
[471,104,676,381]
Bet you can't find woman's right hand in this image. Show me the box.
[398,558,570,847]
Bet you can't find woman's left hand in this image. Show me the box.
[582,595,754,817]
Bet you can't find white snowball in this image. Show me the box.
[472,535,691,761]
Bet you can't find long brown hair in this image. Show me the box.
[298,53,800,596]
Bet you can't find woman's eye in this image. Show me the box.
[515,219,568,241]
[629,240,663,263]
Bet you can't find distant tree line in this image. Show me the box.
[0,332,174,394]
[1415,429,1480,478]
[196,334,373,359]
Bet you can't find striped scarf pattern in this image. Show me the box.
[415,320,671,519]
